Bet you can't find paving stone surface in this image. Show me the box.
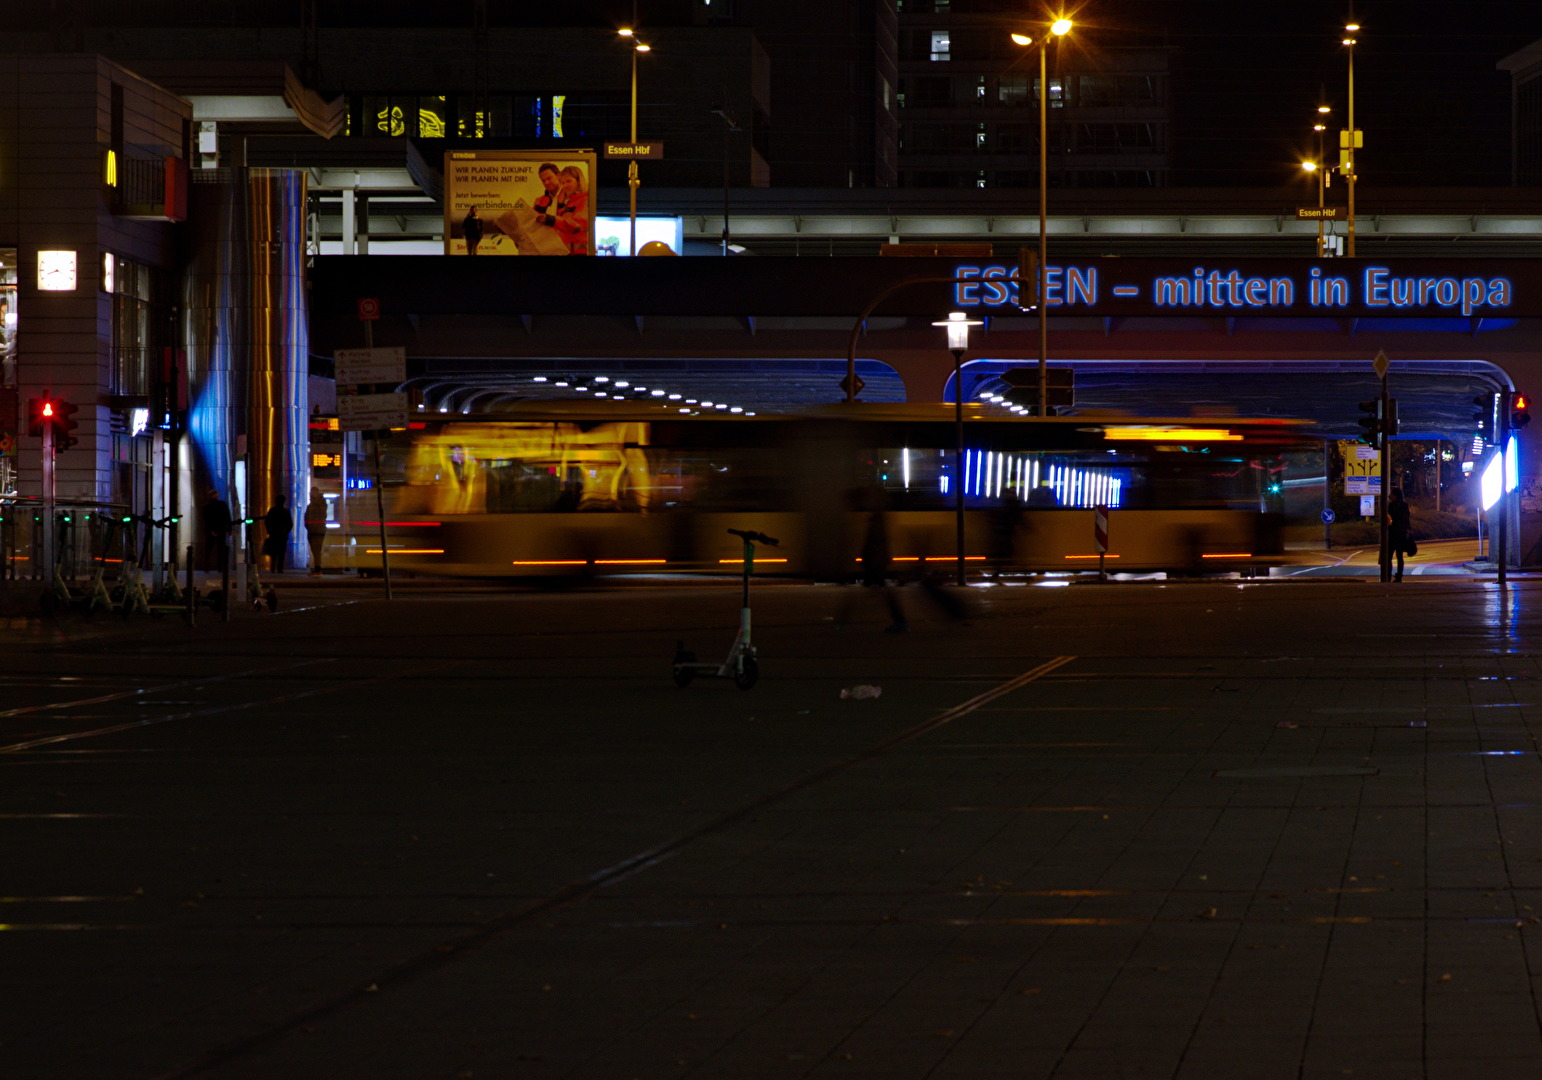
[2,575,1542,1078]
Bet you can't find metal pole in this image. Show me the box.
[1498,398,1510,586]
[628,47,638,256]
[954,347,966,587]
[1346,41,1356,258]
[41,417,55,581]
[1323,438,1332,549]
[372,437,393,600]
[1378,377,1390,581]
[1316,164,1325,258]
[1037,42,1050,417]
[363,319,393,600]
[722,121,731,256]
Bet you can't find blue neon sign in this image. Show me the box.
[953,262,1516,318]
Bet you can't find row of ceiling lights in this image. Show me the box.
[978,389,1031,415]
[430,375,758,416]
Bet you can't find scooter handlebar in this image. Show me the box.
[727,528,780,547]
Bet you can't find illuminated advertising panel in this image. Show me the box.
[1482,451,1505,511]
[593,216,684,257]
[1506,435,1520,494]
[443,151,598,256]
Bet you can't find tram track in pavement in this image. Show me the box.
[146,653,1078,1080]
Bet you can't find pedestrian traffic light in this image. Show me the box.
[1510,392,1531,430]
[1473,393,1496,441]
[26,397,59,437]
[1355,398,1383,449]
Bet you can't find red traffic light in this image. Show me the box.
[1512,392,1532,430]
[26,397,80,447]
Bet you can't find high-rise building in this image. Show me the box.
[895,0,1170,189]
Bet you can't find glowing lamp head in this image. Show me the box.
[634,42,650,52]
[1050,18,1072,36]
[617,27,634,37]
[1301,160,1318,172]
[1010,32,1033,45]
[1318,105,1332,114]
[931,310,984,352]
[1345,22,1360,31]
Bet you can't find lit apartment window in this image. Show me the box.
[930,31,950,61]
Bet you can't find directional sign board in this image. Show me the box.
[338,392,409,432]
[1339,440,1382,495]
[335,347,406,387]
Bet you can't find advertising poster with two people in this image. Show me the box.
[444,150,597,256]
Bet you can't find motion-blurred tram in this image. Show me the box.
[337,402,1316,579]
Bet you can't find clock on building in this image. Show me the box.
[37,250,77,291]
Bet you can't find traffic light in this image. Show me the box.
[1473,393,1497,441]
[26,397,54,437]
[53,400,79,450]
[1355,398,1383,450]
[1510,392,1531,431]
[1383,397,1399,441]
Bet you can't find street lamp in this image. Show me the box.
[1300,160,1325,257]
[932,311,984,586]
[1010,17,1073,417]
[1341,24,1360,257]
[618,27,651,256]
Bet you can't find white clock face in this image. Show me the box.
[38,250,77,291]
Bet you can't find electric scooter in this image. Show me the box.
[672,528,779,691]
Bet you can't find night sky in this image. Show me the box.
[20,0,1542,187]
[1096,0,1539,186]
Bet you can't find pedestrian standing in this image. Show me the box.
[462,206,483,255]
[263,496,294,573]
[304,488,328,575]
[1386,486,1412,582]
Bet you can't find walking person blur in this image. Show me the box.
[304,488,328,576]
[1386,486,1412,582]
[262,496,294,573]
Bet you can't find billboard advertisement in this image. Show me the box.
[443,151,597,256]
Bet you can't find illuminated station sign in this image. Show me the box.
[954,262,1516,318]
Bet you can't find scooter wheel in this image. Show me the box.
[733,655,760,691]
[672,651,697,688]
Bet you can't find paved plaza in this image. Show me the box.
[3,574,1542,1079]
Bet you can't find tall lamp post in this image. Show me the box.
[1342,24,1360,257]
[1312,104,1330,256]
[617,27,651,256]
[933,311,983,587]
[1300,160,1325,257]
[1011,17,1073,417]
[711,106,740,256]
